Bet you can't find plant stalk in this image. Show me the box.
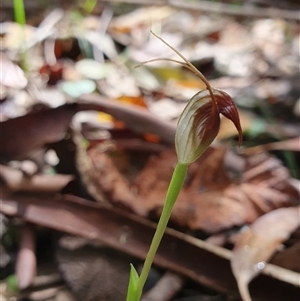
[13,0,28,72]
[13,0,26,25]
[135,162,189,300]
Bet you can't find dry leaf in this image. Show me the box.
[0,104,78,161]
[82,142,298,232]
[231,206,300,301]
[1,193,299,300]
[83,147,137,209]
[131,148,298,232]
[0,96,175,162]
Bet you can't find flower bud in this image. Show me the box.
[175,88,242,165]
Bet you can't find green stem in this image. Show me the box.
[13,0,26,25]
[13,0,28,72]
[135,162,189,300]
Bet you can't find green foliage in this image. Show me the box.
[13,0,26,25]
[126,264,139,301]
[13,0,28,72]
[6,275,19,294]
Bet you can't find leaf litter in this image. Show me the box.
[231,206,300,301]
[0,1,300,301]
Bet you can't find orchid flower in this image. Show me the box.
[176,88,242,164]
[127,32,242,301]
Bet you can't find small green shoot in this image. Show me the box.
[126,264,140,301]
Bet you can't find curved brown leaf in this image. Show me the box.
[131,148,298,232]
[231,206,300,301]
[0,104,78,161]
[0,96,176,162]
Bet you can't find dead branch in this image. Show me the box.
[101,0,300,21]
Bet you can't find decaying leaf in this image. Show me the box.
[79,144,135,207]
[231,206,300,301]
[0,96,175,162]
[1,192,299,301]
[80,139,298,232]
[129,148,299,232]
[0,104,78,162]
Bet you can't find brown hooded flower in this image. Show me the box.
[134,31,242,165]
[176,88,242,165]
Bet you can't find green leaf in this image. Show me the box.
[6,274,19,294]
[126,264,139,301]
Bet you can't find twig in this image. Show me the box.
[20,273,64,296]
[93,6,114,63]
[27,8,64,49]
[23,286,65,301]
[16,224,36,290]
[180,231,300,287]
[100,0,300,21]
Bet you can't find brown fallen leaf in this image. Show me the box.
[241,152,298,197]
[231,206,300,301]
[81,141,298,232]
[0,104,78,162]
[1,192,299,301]
[80,144,136,207]
[130,148,298,232]
[78,94,176,144]
[0,96,175,162]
